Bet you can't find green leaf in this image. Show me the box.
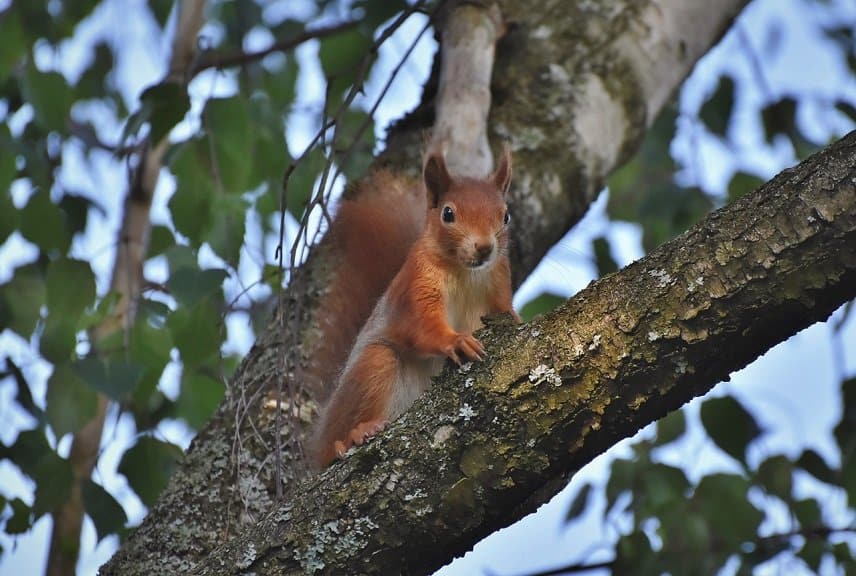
[166,267,227,307]
[46,257,96,317]
[5,358,44,421]
[0,263,46,337]
[21,64,74,133]
[519,293,565,322]
[798,539,825,573]
[593,236,618,277]
[319,28,374,97]
[564,483,592,523]
[833,541,855,568]
[263,56,298,107]
[204,97,253,194]
[59,193,103,237]
[761,98,798,144]
[614,532,657,574]
[0,181,18,247]
[835,100,856,124]
[137,298,171,327]
[333,108,376,180]
[250,94,288,189]
[286,146,326,218]
[32,452,74,517]
[700,395,762,466]
[148,224,176,259]
[71,356,145,401]
[353,0,408,29]
[165,244,197,275]
[129,315,172,408]
[82,480,128,541]
[39,312,78,362]
[792,498,821,528]
[727,171,765,203]
[639,463,690,515]
[606,458,635,512]
[692,473,762,544]
[207,194,247,266]
[166,301,222,367]
[77,42,115,101]
[0,11,27,83]
[797,449,836,485]
[139,82,190,143]
[654,411,686,446]
[45,363,98,438]
[20,190,72,253]
[117,437,183,507]
[5,498,32,535]
[2,429,52,477]
[835,377,856,453]
[699,75,735,137]
[169,138,215,246]
[79,291,121,332]
[172,369,225,430]
[147,0,174,28]
[755,454,793,500]
[836,377,856,505]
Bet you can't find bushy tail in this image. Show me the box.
[303,170,426,402]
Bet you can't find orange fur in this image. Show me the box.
[304,171,426,398]
[311,148,517,468]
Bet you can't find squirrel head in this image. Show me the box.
[422,146,512,271]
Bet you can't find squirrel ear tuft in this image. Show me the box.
[492,145,512,197]
[423,151,451,208]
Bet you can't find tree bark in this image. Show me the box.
[197,129,856,575]
[101,0,751,574]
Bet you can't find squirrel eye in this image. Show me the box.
[442,205,455,223]
[503,210,511,225]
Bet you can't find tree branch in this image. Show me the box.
[191,20,362,77]
[430,2,504,176]
[187,131,856,575]
[101,1,753,573]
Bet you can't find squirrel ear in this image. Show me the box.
[423,151,451,208]
[492,145,512,197]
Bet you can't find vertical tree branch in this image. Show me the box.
[45,2,206,574]
[431,2,505,176]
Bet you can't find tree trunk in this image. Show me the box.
[101,0,754,574]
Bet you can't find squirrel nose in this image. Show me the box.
[475,242,494,262]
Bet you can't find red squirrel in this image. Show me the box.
[311,147,517,468]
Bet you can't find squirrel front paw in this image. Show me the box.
[333,419,388,460]
[443,332,485,365]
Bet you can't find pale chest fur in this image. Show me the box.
[443,269,493,334]
[388,268,494,419]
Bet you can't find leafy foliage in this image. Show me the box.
[0,0,395,564]
[568,392,856,574]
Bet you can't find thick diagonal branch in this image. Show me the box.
[101,1,750,574]
[195,130,856,576]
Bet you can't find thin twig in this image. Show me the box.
[192,20,361,76]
